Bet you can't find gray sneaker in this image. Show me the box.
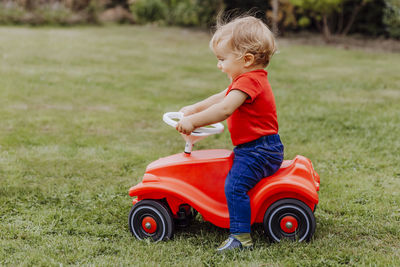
[217,234,253,253]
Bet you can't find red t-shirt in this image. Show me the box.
[226,69,278,146]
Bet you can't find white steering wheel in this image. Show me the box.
[163,112,224,136]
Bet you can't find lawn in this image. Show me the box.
[0,25,399,266]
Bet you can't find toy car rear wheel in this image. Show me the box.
[129,199,174,241]
[263,199,316,242]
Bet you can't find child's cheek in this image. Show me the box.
[221,63,226,72]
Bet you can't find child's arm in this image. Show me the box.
[179,89,228,116]
[176,90,248,135]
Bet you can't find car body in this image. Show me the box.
[128,149,320,242]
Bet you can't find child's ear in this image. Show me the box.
[243,53,255,67]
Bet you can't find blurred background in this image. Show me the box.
[0,0,399,41]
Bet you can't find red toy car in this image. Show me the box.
[129,112,320,243]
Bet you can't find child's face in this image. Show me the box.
[213,42,246,81]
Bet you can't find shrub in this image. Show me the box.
[0,0,96,25]
[0,1,25,24]
[34,2,76,25]
[195,0,224,27]
[130,0,223,27]
[169,0,200,26]
[130,0,168,24]
[384,0,400,38]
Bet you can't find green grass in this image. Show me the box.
[0,25,399,266]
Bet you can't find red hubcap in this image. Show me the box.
[142,216,157,234]
[280,216,298,233]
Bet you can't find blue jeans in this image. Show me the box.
[225,134,284,234]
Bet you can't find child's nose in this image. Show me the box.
[217,62,222,70]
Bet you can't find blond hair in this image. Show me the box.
[210,16,276,67]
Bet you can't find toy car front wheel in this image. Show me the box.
[129,200,174,241]
[263,199,316,242]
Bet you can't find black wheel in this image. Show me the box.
[263,199,316,242]
[129,200,174,241]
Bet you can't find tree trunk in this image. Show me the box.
[337,4,344,34]
[271,0,279,35]
[341,0,367,36]
[322,14,332,43]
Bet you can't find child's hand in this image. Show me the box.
[176,117,195,135]
[179,105,197,116]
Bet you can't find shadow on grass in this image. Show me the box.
[172,213,274,248]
